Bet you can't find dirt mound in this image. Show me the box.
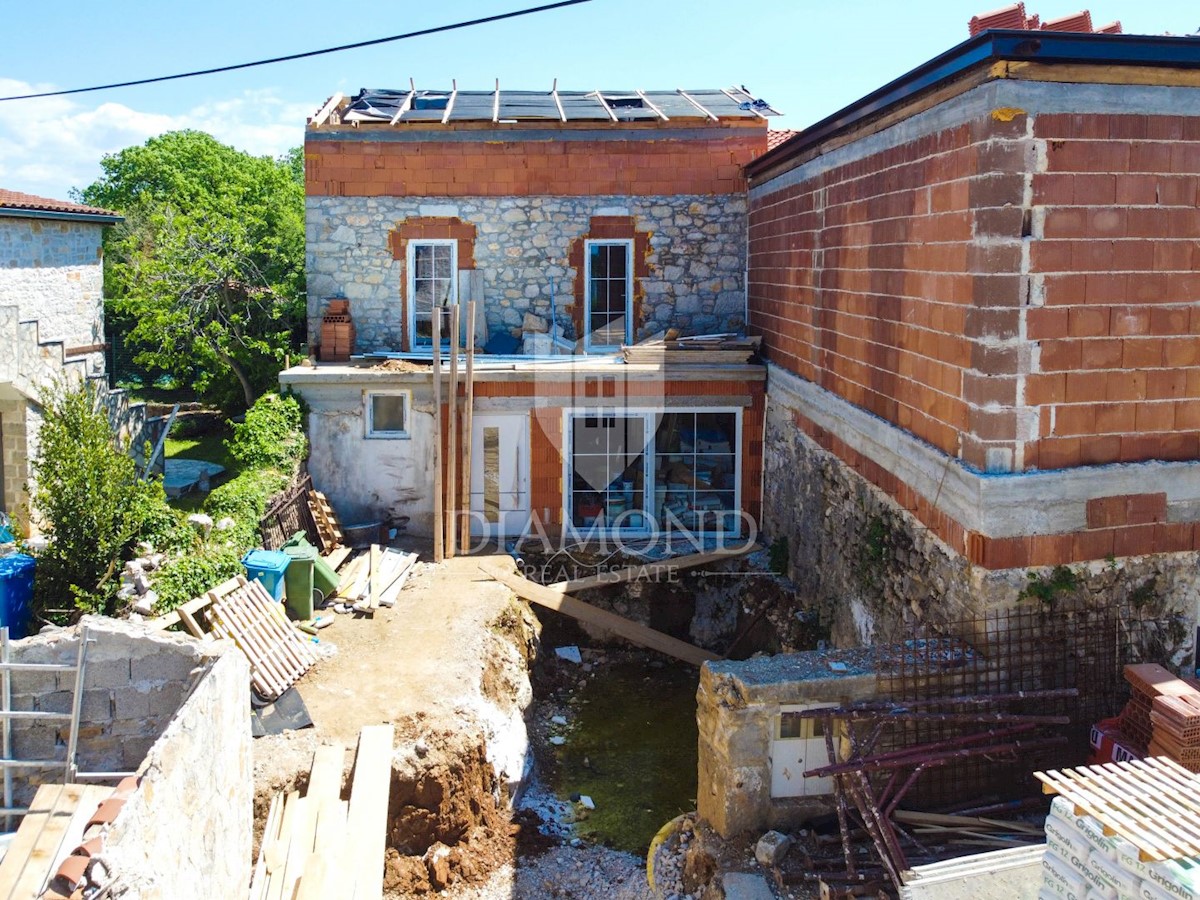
[384,728,516,895]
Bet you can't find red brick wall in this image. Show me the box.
[306,129,765,197]
[748,120,988,462]
[1027,113,1200,469]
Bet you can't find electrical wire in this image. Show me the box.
[0,0,594,102]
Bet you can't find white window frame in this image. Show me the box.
[365,390,412,439]
[406,239,458,348]
[583,238,634,352]
[561,406,743,538]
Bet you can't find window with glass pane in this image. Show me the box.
[570,414,647,530]
[653,411,738,535]
[586,241,631,348]
[367,393,409,437]
[410,241,456,346]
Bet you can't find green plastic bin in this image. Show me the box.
[282,545,316,620]
[282,532,340,600]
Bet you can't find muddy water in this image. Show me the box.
[548,659,699,855]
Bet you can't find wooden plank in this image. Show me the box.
[479,563,719,667]
[306,746,346,804]
[368,545,381,610]
[546,547,754,594]
[446,303,459,560]
[324,546,353,572]
[348,725,395,900]
[460,300,475,553]
[147,590,215,632]
[264,790,299,900]
[0,783,109,899]
[281,797,318,900]
[249,791,282,900]
[304,799,349,899]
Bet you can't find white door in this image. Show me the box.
[770,707,834,798]
[471,414,530,538]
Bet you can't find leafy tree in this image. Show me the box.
[78,131,305,409]
[28,379,166,621]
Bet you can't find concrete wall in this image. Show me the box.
[8,618,252,900]
[0,216,106,351]
[697,654,878,838]
[106,643,252,900]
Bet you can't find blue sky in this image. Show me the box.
[1,0,1196,200]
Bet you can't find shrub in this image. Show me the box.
[203,469,290,549]
[29,380,161,621]
[128,480,197,555]
[226,392,306,471]
[150,545,243,613]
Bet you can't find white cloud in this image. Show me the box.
[0,79,308,201]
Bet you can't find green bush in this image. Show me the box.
[127,480,197,555]
[203,469,290,549]
[29,380,161,621]
[150,545,243,614]
[226,392,306,471]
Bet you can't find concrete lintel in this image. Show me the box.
[751,78,1200,200]
[768,363,1200,539]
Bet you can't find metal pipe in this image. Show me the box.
[65,626,92,782]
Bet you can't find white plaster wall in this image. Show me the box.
[0,217,106,350]
[283,373,440,534]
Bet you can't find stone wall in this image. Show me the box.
[0,217,106,350]
[306,194,748,351]
[106,642,252,900]
[0,396,31,514]
[762,376,1200,660]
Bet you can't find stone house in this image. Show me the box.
[285,86,777,540]
[0,189,139,516]
[745,28,1200,654]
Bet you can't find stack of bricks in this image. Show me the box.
[1120,663,1200,770]
[319,299,355,362]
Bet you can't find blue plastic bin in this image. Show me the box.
[241,550,290,602]
[0,554,35,640]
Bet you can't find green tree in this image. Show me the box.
[78,131,305,409]
[29,380,164,621]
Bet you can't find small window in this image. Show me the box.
[367,392,410,438]
[778,712,823,741]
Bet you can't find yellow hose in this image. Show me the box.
[646,813,690,894]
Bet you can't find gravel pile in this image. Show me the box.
[441,845,654,900]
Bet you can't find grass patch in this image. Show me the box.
[163,424,241,513]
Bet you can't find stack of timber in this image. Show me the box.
[251,725,394,900]
[1036,757,1200,898]
[622,332,761,365]
[148,575,319,700]
[327,545,418,614]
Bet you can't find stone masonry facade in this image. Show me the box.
[306,194,749,351]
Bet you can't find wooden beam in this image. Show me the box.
[479,563,719,667]
[545,547,754,594]
[310,92,343,126]
[460,300,476,552]
[432,311,444,564]
[446,304,460,559]
[368,544,381,609]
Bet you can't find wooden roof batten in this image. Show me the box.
[677,88,718,121]
[310,93,344,126]
[590,90,619,123]
[390,79,417,125]
[636,89,669,121]
[721,86,767,119]
[492,78,501,123]
[441,79,459,125]
[551,78,567,122]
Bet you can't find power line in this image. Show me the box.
[0,0,594,102]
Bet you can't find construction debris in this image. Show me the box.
[622,333,761,365]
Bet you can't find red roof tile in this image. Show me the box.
[0,188,119,220]
[970,3,1028,36]
[1042,10,1093,32]
[766,129,799,152]
[969,5,1120,36]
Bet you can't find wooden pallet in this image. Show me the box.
[1035,756,1200,862]
[250,726,393,900]
[149,576,319,700]
[308,490,345,553]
